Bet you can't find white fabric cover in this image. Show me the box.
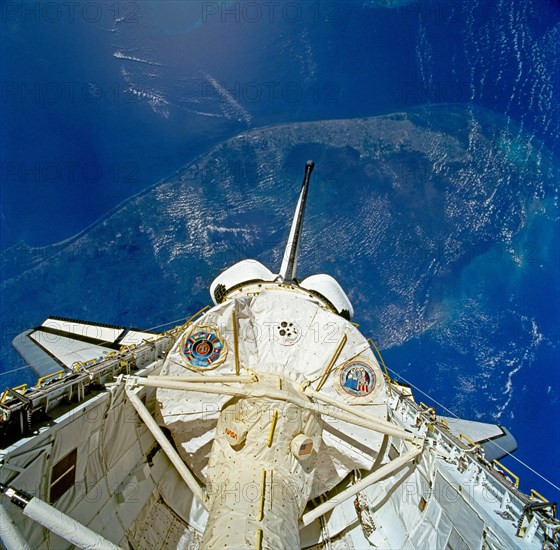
[157,287,388,497]
[209,260,275,304]
[299,273,354,319]
[201,389,322,549]
[24,498,120,550]
[0,504,30,550]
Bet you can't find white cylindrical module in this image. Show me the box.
[0,503,31,550]
[201,382,322,550]
[23,497,121,550]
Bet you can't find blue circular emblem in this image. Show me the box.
[184,331,224,368]
[340,361,376,397]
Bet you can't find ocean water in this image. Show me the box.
[3,0,557,245]
[383,205,560,500]
[1,0,559,509]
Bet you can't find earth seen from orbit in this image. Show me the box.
[1,0,559,503]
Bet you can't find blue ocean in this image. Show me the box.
[1,0,559,506]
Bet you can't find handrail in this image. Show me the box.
[530,489,557,517]
[36,371,65,387]
[438,417,449,429]
[232,309,241,376]
[492,459,520,488]
[459,433,482,450]
[0,384,28,405]
[315,333,347,391]
[368,338,392,396]
[71,361,84,372]
[119,343,137,353]
[162,305,210,357]
[183,305,210,328]
[531,489,547,502]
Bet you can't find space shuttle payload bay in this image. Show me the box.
[0,162,557,549]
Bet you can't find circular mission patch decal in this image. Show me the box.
[339,361,376,397]
[182,329,226,369]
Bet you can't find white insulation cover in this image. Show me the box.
[23,497,120,550]
[156,287,388,497]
